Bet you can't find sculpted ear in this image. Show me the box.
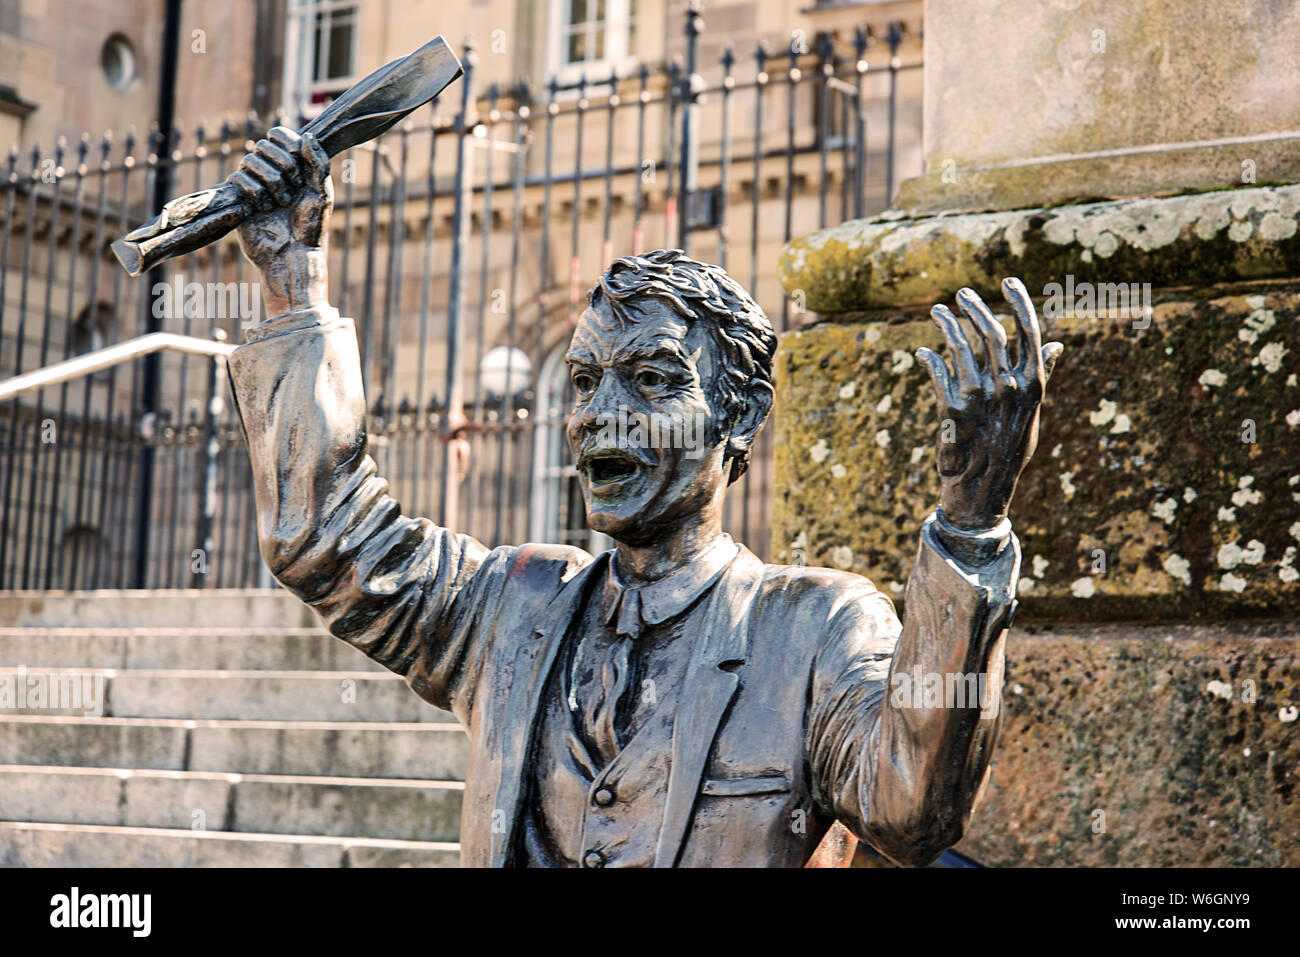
[725,382,774,484]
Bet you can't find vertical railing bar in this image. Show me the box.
[381,119,411,427]
[717,46,734,270]
[677,1,702,253]
[493,82,528,547]
[563,75,590,546]
[338,145,355,319]
[162,124,195,586]
[120,125,165,589]
[781,46,798,333]
[569,74,586,331]
[44,136,90,588]
[853,28,868,221]
[0,147,18,379]
[664,61,679,249]
[360,143,383,395]
[440,39,475,528]
[91,132,135,589]
[526,78,557,544]
[412,103,440,513]
[22,138,65,589]
[817,32,832,230]
[69,134,113,588]
[601,68,617,270]
[467,84,499,537]
[886,21,901,204]
[744,44,767,552]
[632,65,648,253]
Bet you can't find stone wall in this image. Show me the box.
[776,183,1299,865]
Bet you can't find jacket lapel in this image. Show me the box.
[653,547,765,867]
[489,551,609,867]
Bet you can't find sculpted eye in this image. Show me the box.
[636,369,667,389]
[571,370,599,394]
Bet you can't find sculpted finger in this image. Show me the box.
[229,168,272,211]
[1002,276,1043,377]
[255,138,302,188]
[300,132,331,193]
[915,347,956,408]
[1041,341,1064,383]
[930,303,981,393]
[956,287,1010,375]
[267,125,302,152]
[239,153,294,207]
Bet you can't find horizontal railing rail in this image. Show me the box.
[0,332,234,403]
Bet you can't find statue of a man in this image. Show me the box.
[227,128,1062,867]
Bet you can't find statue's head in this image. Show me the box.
[565,249,777,545]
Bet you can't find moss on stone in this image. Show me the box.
[780,186,1300,315]
[773,290,1300,621]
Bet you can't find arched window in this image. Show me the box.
[529,341,611,554]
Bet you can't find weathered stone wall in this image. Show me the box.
[908,0,1300,214]
[962,621,1298,867]
[777,183,1299,865]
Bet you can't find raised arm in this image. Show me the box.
[225,128,551,719]
[809,279,1062,866]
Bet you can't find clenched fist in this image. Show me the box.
[232,126,333,318]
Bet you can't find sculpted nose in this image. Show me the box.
[579,373,624,432]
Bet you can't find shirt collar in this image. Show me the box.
[601,533,740,637]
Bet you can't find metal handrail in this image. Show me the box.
[0,332,234,402]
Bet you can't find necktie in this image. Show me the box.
[585,586,641,763]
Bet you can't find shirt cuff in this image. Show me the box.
[932,508,1012,567]
[244,303,342,343]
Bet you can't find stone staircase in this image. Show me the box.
[0,590,467,866]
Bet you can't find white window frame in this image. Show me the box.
[281,0,360,120]
[546,0,638,89]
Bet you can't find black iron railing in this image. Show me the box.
[0,20,921,589]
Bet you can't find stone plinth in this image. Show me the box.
[776,187,1300,622]
[777,181,1300,865]
[958,621,1299,868]
[901,0,1300,213]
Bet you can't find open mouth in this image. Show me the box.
[581,448,645,488]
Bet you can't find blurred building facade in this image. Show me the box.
[0,0,922,589]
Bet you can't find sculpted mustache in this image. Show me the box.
[578,445,659,469]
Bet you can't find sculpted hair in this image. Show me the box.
[589,249,777,483]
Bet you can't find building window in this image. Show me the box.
[101,34,137,91]
[549,0,637,86]
[283,0,358,119]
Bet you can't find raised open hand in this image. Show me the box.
[915,278,1063,531]
[233,126,333,318]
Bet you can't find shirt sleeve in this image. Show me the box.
[227,305,509,722]
[806,511,1019,866]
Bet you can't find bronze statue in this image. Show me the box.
[219,125,1062,868]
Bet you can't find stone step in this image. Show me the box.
[0,821,461,867]
[0,667,453,723]
[0,765,462,842]
[0,627,384,672]
[0,589,315,629]
[0,716,469,780]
